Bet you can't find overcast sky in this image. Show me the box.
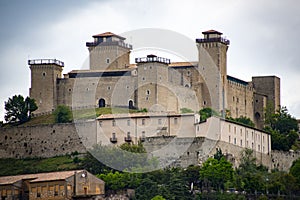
[0,0,300,121]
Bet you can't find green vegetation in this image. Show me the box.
[54,105,73,123]
[0,155,80,176]
[264,106,299,151]
[4,95,37,124]
[180,107,194,113]
[199,107,219,121]
[4,107,145,127]
[1,147,300,199]
[227,116,255,127]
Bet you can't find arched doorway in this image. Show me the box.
[129,100,134,109]
[99,98,105,108]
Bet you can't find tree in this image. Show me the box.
[200,157,234,191]
[4,95,37,124]
[199,107,219,121]
[53,105,72,123]
[290,158,300,189]
[151,195,166,200]
[264,106,299,151]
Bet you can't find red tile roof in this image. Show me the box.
[202,30,223,35]
[0,170,84,185]
[92,32,125,40]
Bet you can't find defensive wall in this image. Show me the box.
[0,123,299,171]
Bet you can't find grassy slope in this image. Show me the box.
[12,107,145,127]
[0,155,81,176]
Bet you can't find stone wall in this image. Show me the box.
[0,122,96,159]
[0,124,299,172]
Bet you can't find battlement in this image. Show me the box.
[196,37,230,45]
[86,40,132,49]
[135,54,171,65]
[28,59,64,67]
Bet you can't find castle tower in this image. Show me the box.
[252,76,281,128]
[29,59,64,114]
[136,55,176,112]
[196,30,230,116]
[86,32,132,70]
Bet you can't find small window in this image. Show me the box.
[234,138,236,145]
[127,132,130,137]
[107,86,111,90]
[112,120,116,126]
[106,58,110,64]
[42,72,46,77]
[112,132,116,138]
[229,124,231,132]
[127,119,130,126]
[229,135,231,143]
[158,119,162,125]
[142,131,145,137]
[174,118,178,124]
[203,101,206,105]
[146,90,150,95]
[240,139,243,146]
[142,77,145,81]
[99,121,102,127]
[142,119,145,125]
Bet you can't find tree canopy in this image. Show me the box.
[53,105,72,123]
[264,106,299,151]
[4,95,37,124]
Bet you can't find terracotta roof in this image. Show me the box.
[0,170,83,185]
[202,30,223,35]
[169,61,198,67]
[92,32,125,40]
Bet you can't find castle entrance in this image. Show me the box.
[99,98,105,107]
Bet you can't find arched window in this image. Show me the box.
[99,98,105,108]
[129,100,134,109]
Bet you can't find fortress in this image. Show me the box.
[29,30,280,129]
[1,30,295,171]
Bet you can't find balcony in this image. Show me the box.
[196,37,230,45]
[124,136,132,143]
[110,137,117,144]
[139,136,146,142]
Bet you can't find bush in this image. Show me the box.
[54,105,72,123]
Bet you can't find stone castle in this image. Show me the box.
[29,30,280,129]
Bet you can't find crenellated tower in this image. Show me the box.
[29,59,64,114]
[196,30,230,116]
[86,32,132,70]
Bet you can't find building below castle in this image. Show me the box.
[0,170,105,200]
[28,30,280,129]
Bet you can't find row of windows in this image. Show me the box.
[229,136,265,152]
[100,118,178,127]
[228,125,266,143]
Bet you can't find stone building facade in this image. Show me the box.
[28,30,280,128]
[0,170,105,200]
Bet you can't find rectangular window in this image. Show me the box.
[234,127,236,134]
[174,118,178,124]
[229,124,231,132]
[246,141,249,147]
[158,119,162,125]
[240,139,243,146]
[112,120,116,126]
[229,135,231,143]
[252,142,254,149]
[234,138,236,145]
[240,129,242,136]
[258,144,261,151]
[142,119,145,125]
[127,119,130,126]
